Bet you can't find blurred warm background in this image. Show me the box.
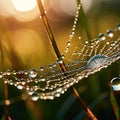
[0,0,120,120]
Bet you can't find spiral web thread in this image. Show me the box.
[0,3,120,101]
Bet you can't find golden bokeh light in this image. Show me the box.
[12,0,37,12]
[60,0,77,16]
[0,0,14,16]
[11,0,40,22]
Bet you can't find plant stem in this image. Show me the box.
[37,0,67,72]
[37,0,97,120]
[72,87,97,120]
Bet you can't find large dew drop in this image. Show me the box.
[87,54,108,69]
[111,77,120,91]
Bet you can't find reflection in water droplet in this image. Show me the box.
[31,92,39,101]
[106,29,114,38]
[111,77,120,91]
[29,69,37,78]
[87,54,108,69]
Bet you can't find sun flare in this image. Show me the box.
[12,0,37,12]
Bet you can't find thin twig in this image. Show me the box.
[37,0,97,120]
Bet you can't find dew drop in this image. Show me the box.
[26,88,34,95]
[87,54,108,69]
[24,70,28,75]
[17,84,24,90]
[61,55,65,59]
[54,92,60,97]
[40,15,42,19]
[117,23,120,30]
[98,33,105,40]
[13,70,17,75]
[56,87,62,93]
[9,80,14,85]
[31,92,39,101]
[111,77,120,91]
[57,59,63,64]
[67,41,71,46]
[48,65,52,69]
[28,69,37,78]
[0,73,3,78]
[111,42,116,46]
[40,77,46,82]
[47,96,54,100]
[40,66,44,71]
[106,29,114,38]
[85,40,89,44]
[78,36,81,39]
[6,70,11,75]
[4,79,8,84]
[44,10,47,14]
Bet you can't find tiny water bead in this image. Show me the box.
[28,69,37,78]
[87,54,108,69]
[57,59,63,64]
[62,2,81,56]
[117,23,120,30]
[17,84,24,90]
[106,29,114,38]
[39,66,44,71]
[98,33,106,41]
[111,77,120,91]
[39,10,47,19]
[30,92,39,101]
[0,72,3,78]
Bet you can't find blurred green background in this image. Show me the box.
[0,0,120,120]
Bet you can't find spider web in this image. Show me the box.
[0,3,120,101]
[1,23,120,101]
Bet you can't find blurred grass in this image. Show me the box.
[0,0,120,120]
